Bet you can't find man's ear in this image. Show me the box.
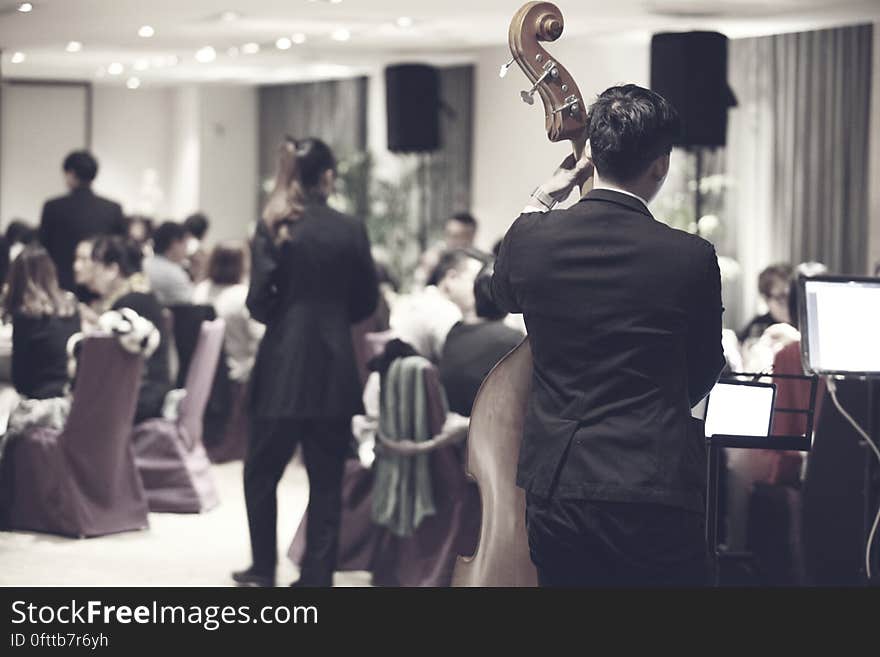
[321,168,335,194]
[651,153,671,181]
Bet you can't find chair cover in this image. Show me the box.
[6,336,149,537]
[288,362,480,586]
[132,319,224,513]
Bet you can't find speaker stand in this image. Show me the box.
[693,147,704,237]
[416,152,429,253]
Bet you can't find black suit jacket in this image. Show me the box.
[491,189,725,512]
[39,187,126,290]
[247,201,379,419]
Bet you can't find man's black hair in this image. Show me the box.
[153,221,187,256]
[474,261,506,321]
[586,84,681,183]
[427,247,491,288]
[92,236,143,277]
[183,213,210,240]
[63,150,99,184]
[448,212,478,229]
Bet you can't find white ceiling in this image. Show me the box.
[0,0,877,85]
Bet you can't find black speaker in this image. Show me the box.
[385,64,440,153]
[650,32,737,148]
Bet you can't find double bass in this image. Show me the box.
[452,1,590,587]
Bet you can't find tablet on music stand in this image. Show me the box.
[704,380,776,439]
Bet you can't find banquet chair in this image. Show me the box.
[288,358,479,586]
[132,319,224,513]
[6,336,149,537]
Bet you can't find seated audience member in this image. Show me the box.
[91,236,171,423]
[72,238,101,308]
[444,212,478,250]
[413,213,480,288]
[5,246,80,400]
[143,222,193,306]
[439,261,524,416]
[126,215,155,258]
[726,261,828,553]
[193,241,264,383]
[738,263,794,342]
[5,220,38,262]
[391,249,487,362]
[183,212,210,283]
[0,246,80,460]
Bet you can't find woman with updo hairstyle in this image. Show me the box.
[233,137,379,588]
[90,235,170,423]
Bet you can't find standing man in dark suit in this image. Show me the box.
[233,138,379,588]
[491,84,726,587]
[39,150,126,295]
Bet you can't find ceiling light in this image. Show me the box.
[291,33,307,45]
[126,77,141,90]
[133,58,150,71]
[242,42,260,54]
[275,37,292,50]
[330,0,343,4]
[18,3,33,13]
[227,46,239,57]
[221,11,239,22]
[138,25,154,38]
[166,55,179,66]
[107,62,124,75]
[66,41,83,53]
[396,17,413,28]
[331,28,350,42]
[195,46,216,63]
[11,52,26,64]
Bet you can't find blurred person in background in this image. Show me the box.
[183,212,210,283]
[193,241,264,384]
[143,222,193,306]
[38,150,126,291]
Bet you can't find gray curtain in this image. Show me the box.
[722,23,872,328]
[258,77,368,206]
[423,65,474,247]
[728,24,872,276]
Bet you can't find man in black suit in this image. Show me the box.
[234,138,379,587]
[39,150,126,294]
[491,84,725,587]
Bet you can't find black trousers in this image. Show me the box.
[244,416,351,585]
[526,494,710,587]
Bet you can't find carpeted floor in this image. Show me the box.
[0,456,371,587]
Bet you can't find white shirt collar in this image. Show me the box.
[592,184,650,210]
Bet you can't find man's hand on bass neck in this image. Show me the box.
[523,141,594,214]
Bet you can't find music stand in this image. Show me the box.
[797,274,880,586]
[704,372,819,586]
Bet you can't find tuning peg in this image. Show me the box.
[520,65,554,105]
[499,57,515,78]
